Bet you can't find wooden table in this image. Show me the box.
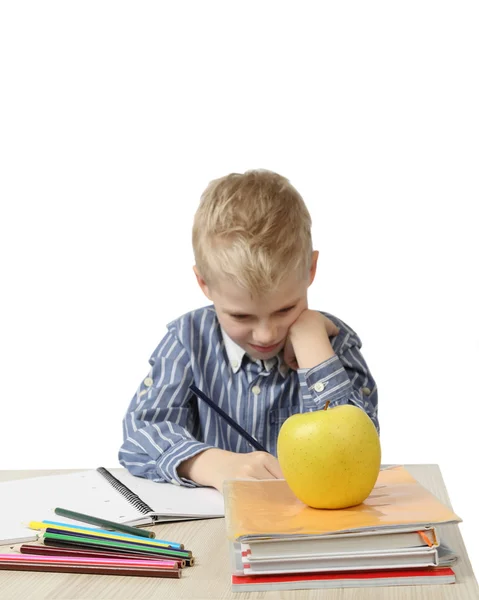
[0,465,478,599]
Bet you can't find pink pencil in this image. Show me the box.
[0,553,178,569]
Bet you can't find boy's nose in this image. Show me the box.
[252,324,277,346]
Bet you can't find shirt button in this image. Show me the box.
[362,387,371,396]
[314,382,325,393]
[232,360,239,369]
[252,386,261,395]
[144,377,153,387]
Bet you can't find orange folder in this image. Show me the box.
[224,466,461,541]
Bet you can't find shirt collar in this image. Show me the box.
[221,328,289,378]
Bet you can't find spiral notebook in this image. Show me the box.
[0,467,224,547]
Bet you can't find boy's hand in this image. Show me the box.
[289,309,340,340]
[283,310,339,371]
[178,448,283,492]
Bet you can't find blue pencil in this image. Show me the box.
[189,384,267,452]
[43,528,183,551]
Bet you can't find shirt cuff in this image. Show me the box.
[298,355,352,407]
[156,439,214,488]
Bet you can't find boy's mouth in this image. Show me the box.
[249,342,281,353]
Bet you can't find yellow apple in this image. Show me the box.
[277,403,381,509]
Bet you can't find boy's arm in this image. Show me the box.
[288,310,379,432]
[119,327,215,487]
[120,326,284,491]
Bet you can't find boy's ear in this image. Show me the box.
[193,266,212,300]
[308,250,319,286]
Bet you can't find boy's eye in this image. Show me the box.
[229,306,295,320]
[278,306,295,314]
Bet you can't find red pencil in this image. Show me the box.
[20,544,185,568]
[1,553,179,569]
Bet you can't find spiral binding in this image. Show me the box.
[96,467,154,515]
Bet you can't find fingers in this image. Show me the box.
[255,452,284,480]
[263,457,284,479]
[288,357,299,370]
[325,316,340,337]
[284,352,298,370]
[283,337,299,370]
[236,452,284,481]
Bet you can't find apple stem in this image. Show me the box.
[324,400,330,410]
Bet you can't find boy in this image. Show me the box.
[119,170,378,491]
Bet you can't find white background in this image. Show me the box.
[1,0,478,577]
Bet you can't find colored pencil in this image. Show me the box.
[0,562,181,578]
[31,521,182,549]
[190,384,267,451]
[43,528,184,553]
[30,522,182,550]
[43,539,195,567]
[20,544,186,568]
[43,532,195,565]
[54,507,155,538]
[43,532,191,557]
[0,553,179,569]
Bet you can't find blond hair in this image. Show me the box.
[192,169,313,293]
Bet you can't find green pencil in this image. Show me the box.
[43,532,192,560]
[54,507,155,539]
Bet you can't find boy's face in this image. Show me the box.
[194,252,318,361]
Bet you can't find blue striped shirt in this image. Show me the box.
[119,306,379,487]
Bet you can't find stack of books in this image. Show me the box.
[224,466,460,592]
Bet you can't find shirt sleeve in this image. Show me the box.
[297,320,379,433]
[119,327,214,487]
